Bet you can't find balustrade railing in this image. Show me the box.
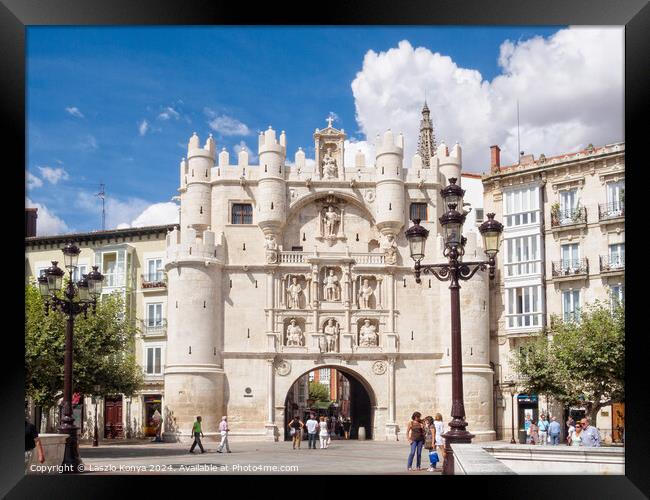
[600,254,625,272]
[279,251,385,264]
[598,202,624,221]
[551,258,589,277]
[551,207,587,227]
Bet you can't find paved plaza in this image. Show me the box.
[51,439,448,475]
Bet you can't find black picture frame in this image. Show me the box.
[4,0,648,496]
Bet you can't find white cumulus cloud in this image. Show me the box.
[26,171,43,190]
[38,166,69,185]
[208,115,251,136]
[350,27,623,171]
[128,203,180,228]
[65,106,84,118]
[233,140,258,162]
[25,197,71,236]
[158,106,180,121]
[138,119,150,136]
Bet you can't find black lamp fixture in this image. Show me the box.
[404,178,503,475]
[40,242,104,473]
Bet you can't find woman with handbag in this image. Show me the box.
[406,411,425,471]
[423,416,439,471]
[288,416,304,450]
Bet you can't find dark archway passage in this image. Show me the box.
[283,366,374,441]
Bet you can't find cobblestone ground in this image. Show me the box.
[54,438,448,475]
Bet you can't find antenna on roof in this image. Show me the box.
[517,100,522,164]
[96,182,106,231]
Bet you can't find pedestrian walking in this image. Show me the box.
[548,416,561,445]
[529,421,539,445]
[567,421,576,445]
[305,413,319,449]
[288,416,304,450]
[318,416,329,449]
[326,416,334,445]
[406,411,425,471]
[423,416,438,471]
[566,415,575,438]
[537,414,549,445]
[25,417,45,473]
[189,416,205,454]
[216,416,231,453]
[151,408,163,442]
[524,415,532,444]
[343,417,352,440]
[579,418,601,447]
[568,422,584,446]
[433,413,446,469]
[336,416,344,439]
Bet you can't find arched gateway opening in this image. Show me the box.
[283,366,375,441]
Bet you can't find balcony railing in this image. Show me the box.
[600,254,625,273]
[598,202,624,221]
[140,319,167,337]
[551,207,587,228]
[551,258,589,277]
[142,272,167,288]
[278,251,385,265]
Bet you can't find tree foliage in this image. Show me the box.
[25,283,143,410]
[512,301,624,421]
[308,381,331,402]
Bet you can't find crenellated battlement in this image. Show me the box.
[258,126,286,156]
[187,132,216,160]
[166,226,223,263]
[375,129,404,158]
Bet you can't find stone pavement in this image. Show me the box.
[54,439,446,475]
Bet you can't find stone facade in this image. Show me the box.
[164,118,494,442]
[482,142,625,443]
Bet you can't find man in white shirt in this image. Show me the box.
[216,416,231,453]
[305,414,319,449]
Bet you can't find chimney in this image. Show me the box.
[26,208,38,237]
[490,145,501,172]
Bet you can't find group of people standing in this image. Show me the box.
[287,414,352,449]
[406,412,445,472]
[188,415,232,454]
[524,414,601,447]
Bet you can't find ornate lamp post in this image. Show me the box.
[405,178,503,475]
[38,242,104,472]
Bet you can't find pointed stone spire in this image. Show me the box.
[417,100,436,168]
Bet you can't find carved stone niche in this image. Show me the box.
[320,266,343,302]
[320,317,341,353]
[284,274,308,310]
[355,275,378,310]
[357,318,380,348]
[316,195,346,247]
[283,317,306,348]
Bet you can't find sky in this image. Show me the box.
[26,26,624,236]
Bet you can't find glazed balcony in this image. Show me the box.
[598,202,624,224]
[551,258,589,281]
[600,255,625,276]
[141,272,167,291]
[550,207,587,231]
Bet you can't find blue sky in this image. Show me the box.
[26,26,624,235]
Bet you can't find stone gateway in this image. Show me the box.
[163,115,493,443]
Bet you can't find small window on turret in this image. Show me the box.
[410,203,427,221]
[232,203,253,224]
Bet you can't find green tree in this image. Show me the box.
[25,283,143,413]
[512,301,624,422]
[308,381,331,403]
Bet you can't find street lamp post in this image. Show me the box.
[405,178,503,475]
[93,384,101,447]
[38,242,104,473]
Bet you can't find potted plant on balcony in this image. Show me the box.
[572,201,583,223]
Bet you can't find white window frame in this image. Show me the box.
[505,285,543,329]
[505,235,541,277]
[608,243,625,269]
[146,258,164,282]
[610,284,624,311]
[503,185,541,228]
[144,343,165,376]
[562,289,581,322]
[607,180,625,212]
[146,302,164,327]
[319,368,330,386]
[561,243,580,271]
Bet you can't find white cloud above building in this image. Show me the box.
[65,106,84,118]
[25,197,71,236]
[351,27,623,171]
[38,166,69,184]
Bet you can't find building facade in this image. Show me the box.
[483,142,625,443]
[162,115,494,442]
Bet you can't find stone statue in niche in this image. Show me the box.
[381,234,398,265]
[264,235,278,264]
[286,319,304,347]
[322,206,340,237]
[323,318,340,352]
[359,319,378,347]
[286,276,303,309]
[358,278,374,309]
[322,146,338,179]
[323,268,341,301]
